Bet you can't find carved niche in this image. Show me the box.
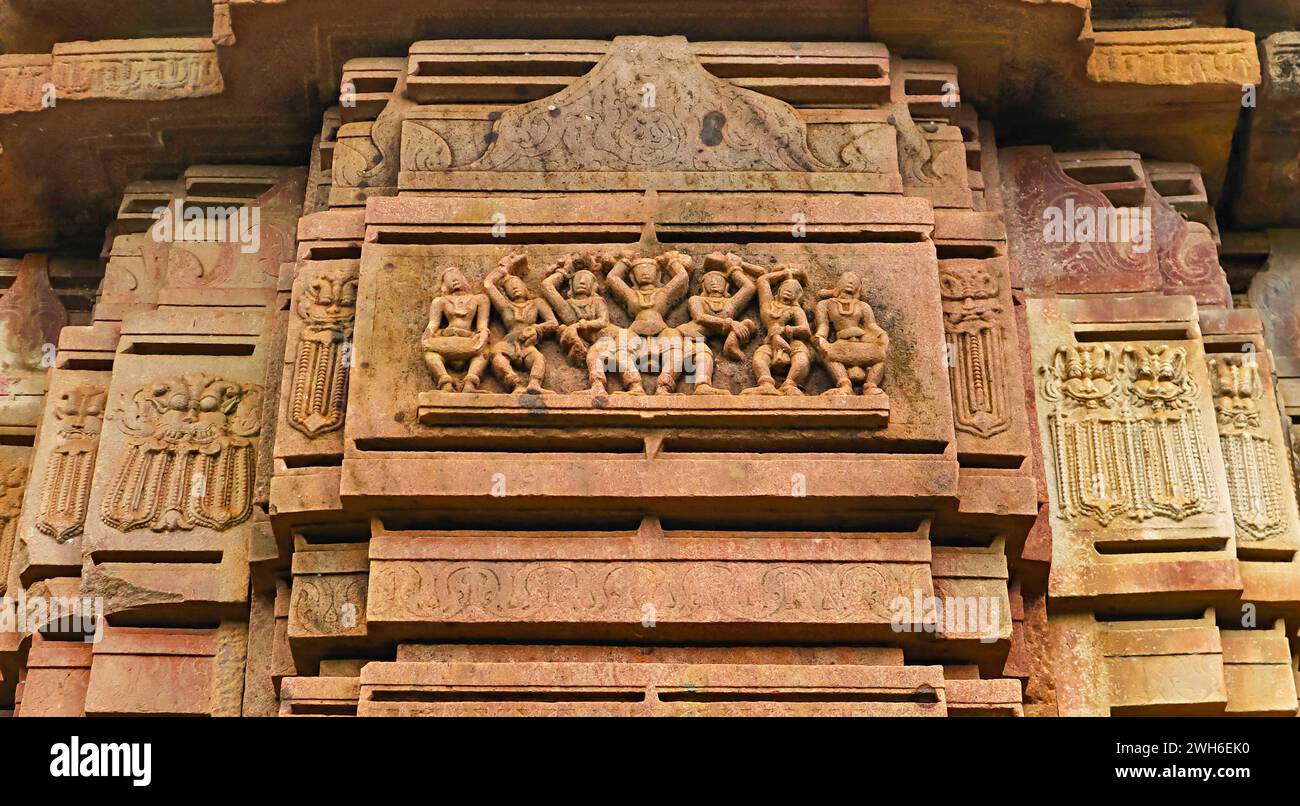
[1039,343,1217,526]
[35,384,107,542]
[101,374,262,533]
[288,267,359,437]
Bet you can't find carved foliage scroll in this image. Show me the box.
[469,36,826,173]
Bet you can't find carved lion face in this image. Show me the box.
[125,375,262,445]
[302,268,359,322]
[1055,345,1117,404]
[939,264,997,301]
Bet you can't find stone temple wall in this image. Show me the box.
[1,6,1299,717]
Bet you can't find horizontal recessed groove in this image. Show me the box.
[370,690,646,703]
[1060,165,1141,185]
[306,245,363,260]
[289,704,358,716]
[660,437,947,454]
[657,690,916,703]
[957,454,1024,470]
[1094,538,1226,555]
[1074,329,1190,343]
[1203,342,1255,354]
[706,63,885,79]
[184,181,276,198]
[346,76,398,93]
[282,454,344,470]
[414,59,598,77]
[935,244,1000,260]
[1098,189,1148,207]
[657,229,927,244]
[354,437,645,453]
[1152,179,1197,197]
[1098,609,1209,622]
[58,358,115,371]
[929,532,999,549]
[903,79,949,95]
[0,434,35,448]
[123,342,255,356]
[658,511,930,533]
[372,230,642,245]
[91,550,224,564]
[378,514,644,532]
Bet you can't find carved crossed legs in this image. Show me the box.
[743,338,809,395]
[819,340,887,396]
[488,341,547,394]
[559,323,590,361]
[586,332,642,395]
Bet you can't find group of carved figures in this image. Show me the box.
[419,251,890,397]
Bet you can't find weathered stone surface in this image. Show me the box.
[83,622,247,716]
[2,20,1297,720]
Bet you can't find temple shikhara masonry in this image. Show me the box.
[2,0,1300,717]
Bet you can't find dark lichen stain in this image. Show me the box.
[700,111,725,146]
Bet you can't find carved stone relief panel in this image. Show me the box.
[0,449,29,598]
[397,36,910,194]
[1200,308,1300,558]
[365,525,934,643]
[938,256,1031,463]
[274,261,359,467]
[348,216,952,455]
[79,309,270,620]
[1028,295,1237,604]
